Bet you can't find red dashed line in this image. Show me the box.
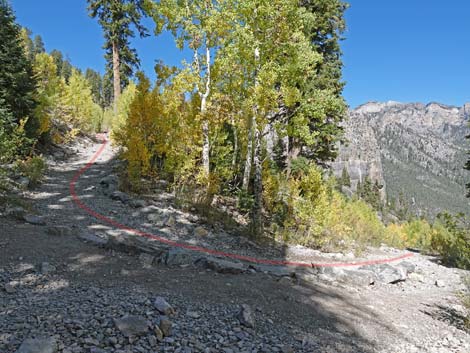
[69,134,414,268]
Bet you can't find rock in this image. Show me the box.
[165,215,176,227]
[18,177,30,188]
[78,232,108,246]
[40,262,56,274]
[195,257,246,274]
[147,213,161,223]
[159,318,172,337]
[154,297,175,316]
[238,304,255,328]
[163,248,194,266]
[186,311,201,319]
[24,214,46,226]
[435,280,445,288]
[46,226,73,237]
[6,206,26,220]
[114,315,149,337]
[4,282,16,293]
[397,261,416,274]
[110,191,130,203]
[343,269,376,286]
[194,226,209,237]
[370,264,407,284]
[16,337,57,353]
[139,253,155,268]
[154,326,164,341]
[99,175,118,187]
[129,199,146,208]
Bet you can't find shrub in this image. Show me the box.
[16,156,46,187]
[430,213,470,270]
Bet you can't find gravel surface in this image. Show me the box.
[0,136,469,353]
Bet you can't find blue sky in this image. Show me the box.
[10,0,470,108]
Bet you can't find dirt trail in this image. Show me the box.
[0,137,469,353]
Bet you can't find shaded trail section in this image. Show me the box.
[69,134,413,268]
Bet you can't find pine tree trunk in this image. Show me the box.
[286,138,301,177]
[112,40,121,113]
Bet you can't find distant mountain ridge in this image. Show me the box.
[331,101,470,217]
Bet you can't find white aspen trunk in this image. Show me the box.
[112,40,121,114]
[251,47,263,237]
[231,116,238,169]
[242,117,254,191]
[200,45,211,175]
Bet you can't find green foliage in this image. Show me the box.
[15,155,46,187]
[62,69,102,132]
[87,0,148,91]
[357,177,383,211]
[0,1,36,126]
[430,213,470,270]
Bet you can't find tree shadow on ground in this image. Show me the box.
[0,141,416,352]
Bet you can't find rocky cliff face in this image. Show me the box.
[333,101,470,216]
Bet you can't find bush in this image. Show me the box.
[16,156,46,187]
[430,213,470,270]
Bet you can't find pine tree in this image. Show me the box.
[85,68,104,107]
[0,0,36,125]
[33,34,45,55]
[87,0,148,112]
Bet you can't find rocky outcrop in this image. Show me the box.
[333,101,470,216]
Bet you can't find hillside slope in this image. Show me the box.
[333,101,470,216]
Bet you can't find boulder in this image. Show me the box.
[16,337,57,353]
[195,257,246,274]
[114,315,149,337]
[163,248,194,266]
[78,232,109,246]
[24,214,46,226]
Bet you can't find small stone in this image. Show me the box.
[4,282,16,293]
[47,226,73,237]
[435,280,445,288]
[147,213,161,223]
[15,337,57,353]
[154,326,164,341]
[237,304,255,328]
[154,297,175,315]
[114,315,149,337]
[40,262,56,274]
[159,318,172,337]
[110,191,130,203]
[6,206,26,220]
[186,311,201,319]
[165,215,176,227]
[129,199,146,208]
[24,214,46,226]
[78,232,108,246]
[194,226,209,237]
[139,253,155,268]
